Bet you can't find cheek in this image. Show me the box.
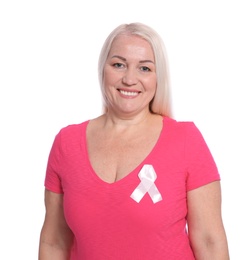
[144,77,157,91]
[103,69,110,85]
[103,70,119,87]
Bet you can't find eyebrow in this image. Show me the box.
[111,55,155,64]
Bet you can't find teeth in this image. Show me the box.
[120,90,138,96]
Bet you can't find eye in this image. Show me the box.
[113,63,124,68]
[140,66,151,72]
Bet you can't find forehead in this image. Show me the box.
[109,34,154,58]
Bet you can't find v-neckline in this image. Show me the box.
[83,116,166,186]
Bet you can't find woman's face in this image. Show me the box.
[103,34,157,117]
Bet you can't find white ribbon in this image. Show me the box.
[130,164,162,204]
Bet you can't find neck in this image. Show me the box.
[103,110,154,129]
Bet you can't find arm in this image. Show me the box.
[187,181,230,260]
[39,189,74,260]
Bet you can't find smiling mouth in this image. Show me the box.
[118,89,140,96]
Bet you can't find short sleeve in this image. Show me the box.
[44,131,64,194]
[185,122,220,191]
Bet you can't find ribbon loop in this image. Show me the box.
[130,164,162,204]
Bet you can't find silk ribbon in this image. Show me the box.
[130,164,162,203]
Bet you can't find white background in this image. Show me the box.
[1,0,251,259]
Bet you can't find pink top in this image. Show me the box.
[45,116,220,260]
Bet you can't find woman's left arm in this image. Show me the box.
[187,181,230,260]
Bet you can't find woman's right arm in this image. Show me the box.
[39,189,74,260]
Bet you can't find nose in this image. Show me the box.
[122,68,138,86]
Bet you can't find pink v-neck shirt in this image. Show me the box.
[45,116,220,259]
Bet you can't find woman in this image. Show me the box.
[39,23,229,259]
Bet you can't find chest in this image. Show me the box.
[87,130,161,183]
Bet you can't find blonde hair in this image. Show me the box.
[98,22,172,117]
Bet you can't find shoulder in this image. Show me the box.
[52,120,89,151]
[162,117,208,150]
[163,116,199,135]
[58,120,89,137]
